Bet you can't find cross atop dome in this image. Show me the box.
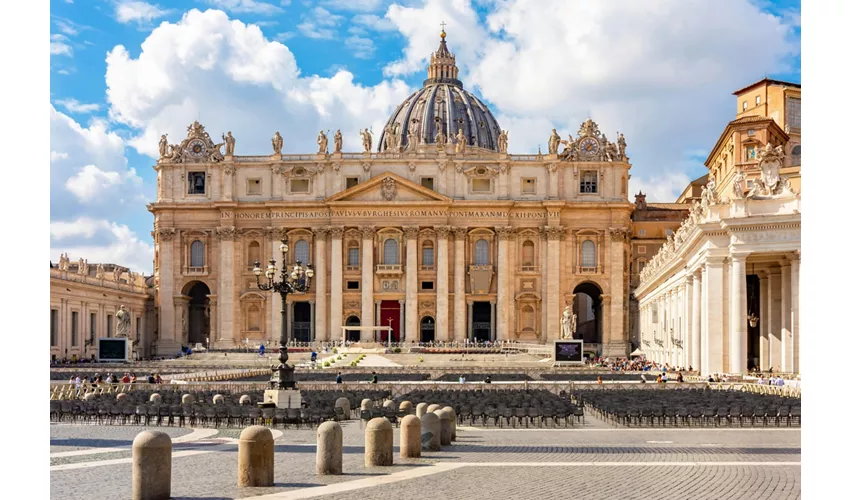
[424,24,462,88]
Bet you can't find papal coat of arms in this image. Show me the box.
[749,143,792,198]
[381,177,397,201]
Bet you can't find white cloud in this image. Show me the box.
[54,19,80,36]
[346,35,376,59]
[352,14,396,32]
[65,165,131,203]
[55,98,101,113]
[298,7,344,39]
[57,69,72,75]
[629,171,694,204]
[321,0,385,12]
[50,34,73,56]
[115,1,170,24]
[51,151,69,162]
[51,218,154,273]
[205,0,284,15]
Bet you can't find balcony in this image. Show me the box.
[420,265,435,272]
[519,265,539,273]
[376,264,403,276]
[345,265,360,272]
[578,266,598,274]
[185,266,208,275]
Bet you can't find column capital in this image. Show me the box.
[265,226,286,239]
[329,226,345,238]
[314,226,330,239]
[452,226,468,239]
[729,252,751,262]
[308,299,315,305]
[435,225,452,239]
[609,227,629,242]
[495,226,516,240]
[402,226,420,238]
[215,226,239,241]
[600,294,610,304]
[541,226,562,241]
[398,299,405,305]
[361,226,377,238]
[685,274,694,284]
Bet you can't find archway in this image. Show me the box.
[573,282,602,344]
[420,316,435,343]
[184,281,211,346]
[345,315,360,342]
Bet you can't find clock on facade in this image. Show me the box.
[187,139,207,159]
[578,136,600,156]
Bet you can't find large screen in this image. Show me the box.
[98,338,127,361]
[554,340,584,363]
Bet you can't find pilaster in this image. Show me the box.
[329,226,344,341]
[361,227,376,331]
[452,227,467,341]
[404,226,419,342]
[435,225,451,342]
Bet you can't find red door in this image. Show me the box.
[379,300,401,342]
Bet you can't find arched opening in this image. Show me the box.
[247,241,260,267]
[184,281,211,346]
[521,305,535,332]
[521,240,535,269]
[573,282,602,344]
[420,316,435,343]
[474,239,489,265]
[383,239,399,265]
[580,240,596,269]
[345,315,360,342]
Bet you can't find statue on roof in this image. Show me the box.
[334,129,343,153]
[617,132,627,160]
[435,120,446,149]
[360,128,373,152]
[95,263,104,279]
[497,130,508,153]
[158,134,168,158]
[384,123,398,151]
[116,305,131,338]
[272,131,283,154]
[732,168,746,199]
[548,129,561,154]
[223,131,235,155]
[317,130,328,154]
[702,176,718,205]
[455,127,467,155]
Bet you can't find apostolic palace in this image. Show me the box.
[49,32,802,375]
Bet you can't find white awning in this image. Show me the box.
[341,326,393,331]
[629,348,644,357]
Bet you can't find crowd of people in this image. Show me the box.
[67,372,163,388]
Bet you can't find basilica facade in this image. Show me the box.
[147,32,634,357]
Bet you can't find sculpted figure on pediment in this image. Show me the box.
[334,129,343,153]
[158,134,168,158]
[456,127,467,154]
[732,168,746,199]
[617,132,627,160]
[702,176,718,205]
[95,263,104,279]
[497,130,508,153]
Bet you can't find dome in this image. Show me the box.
[378,31,502,153]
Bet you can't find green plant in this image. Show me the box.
[323,361,330,367]
[332,347,338,354]
[349,361,356,367]
[418,357,423,363]
[393,347,401,353]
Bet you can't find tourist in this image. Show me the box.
[459,375,466,384]
[336,372,343,384]
[661,373,668,383]
[259,344,265,356]
[147,373,155,384]
[596,376,603,385]
[130,373,137,383]
[640,373,647,383]
[371,372,378,384]
[775,376,785,387]
[154,373,162,385]
[484,375,492,384]
[74,376,82,389]
[676,372,684,383]
[707,374,715,383]
[656,374,663,383]
[121,373,131,384]
[106,374,114,384]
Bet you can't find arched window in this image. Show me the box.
[474,239,489,265]
[347,242,360,267]
[383,239,399,265]
[422,240,434,267]
[247,241,260,266]
[294,240,310,264]
[521,240,535,267]
[581,240,596,268]
[190,240,204,267]
[247,305,260,331]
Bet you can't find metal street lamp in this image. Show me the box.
[253,236,314,390]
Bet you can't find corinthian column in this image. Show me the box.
[361,227,376,330]
[213,226,238,348]
[314,227,328,341]
[452,227,467,341]
[155,228,180,355]
[436,226,451,342]
[691,270,702,373]
[607,228,628,356]
[543,226,561,343]
[329,226,344,341]
[495,226,515,341]
[404,226,419,342]
[729,253,749,374]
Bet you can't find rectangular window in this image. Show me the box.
[742,100,748,111]
[90,313,96,342]
[187,172,206,194]
[290,179,310,193]
[521,177,536,194]
[637,245,646,254]
[107,314,113,337]
[51,309,58,347]
[347,247,360,267]
[345,177,359,189]
[746,146,756,160]
[471,178,491,193]
[747,129,755,136]
[346,281,360,290]
[787,97,801,130]
[422,247,434,267]
[71,311,78,346]
[247,178,262,195]
[638,261,646,273]
[580,171,598,193]
[755,95,761,106]
[420,177,435,190]
[638,229,646,236]
[421,281,434,290]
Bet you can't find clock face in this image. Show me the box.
[579,137,600,156]
[187,139,207,158]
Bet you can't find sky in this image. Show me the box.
[49,0,801,274]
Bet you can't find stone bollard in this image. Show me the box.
[434,409,451,446]
[213,394,224,405]
[399,401,413,415]
[427,404,441,414]
[420,412,441,451]
[382,399,396,412]
[400,415,421,458]
[239,395,252,406]
[316,421,343,475]
[335,397,351,420]
[117,393,128,401]
[237,426,275,487]
[442,406,457,441]
[149,393,161,404]
[361,398,374,411]
[416,402,428,418]
[132,431,172,500]
[181,394,194,405]
[364,417,393,467]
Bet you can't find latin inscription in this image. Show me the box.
[221,209,554,219]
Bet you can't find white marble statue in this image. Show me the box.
[158,134,168,158]
[456,128,467,154]
[435,127,446,149]
[548,129,561,154]
[732,168,746,199]
[271,131,283,154]
[703,176,718,205]
[498,130,508,153]
[617,132,627,160]
[223,131,235,155]
[95,263,104,279]
[560,304,577,340]
[115,305,131,338]
[334,129,343,153]
[317,130,328,154]
[360,128,372,152]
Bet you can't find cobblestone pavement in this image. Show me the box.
[50,416,800,500]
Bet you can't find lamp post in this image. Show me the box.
[253,236,314,390]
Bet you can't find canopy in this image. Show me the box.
[629,348,644,357]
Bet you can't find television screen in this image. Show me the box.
[554,340,583,363]
[98,338,127,361]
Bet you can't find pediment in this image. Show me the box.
[326,172,452,203]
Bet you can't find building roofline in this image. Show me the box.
[732,78,801,96]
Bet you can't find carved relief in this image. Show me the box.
[329,226,345,238]
[157,228,177,241]
[216,226,238,240]
[381,177,397,201]
[495,226,516,240]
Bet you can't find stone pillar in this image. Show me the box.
[495,227,514,341]
[547,163,558,199]
[690,271,701,373]
[466,301,473,341]
[314,228,328,341]
[237,426,274,487]
[155,229,180,355]
[489,300,496,341]
[758,273,768,370]
[607,228,627,356]
[404,226,419,342]
[399,300,405,342]
[374,300,382,343]
[132,430,171,500]
[214,226,237,347]
[767,268,782,371]
[729,253,748,374]
[400,415,421,458]
[781,260,792,372]
[364,418,393,467]
[703,257,725,374]
[453,228,467,342]
[316,421,343,475]
[436,226,451,341]
[361,227,375,330]
[543,227,561,344]
[222,167,234,201]
[664,290,671,366]
[420,411,441,451]
[330,227,344,341]
[790,254,800,373]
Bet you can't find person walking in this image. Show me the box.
[336,372,343,384]
[371,372,378,384]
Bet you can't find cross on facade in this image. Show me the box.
[440,21,446,31]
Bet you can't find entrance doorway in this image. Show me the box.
[292,302,311,342]
[471,302,492,342]
[746,275,761,370]
[185,281,210,346]
[345,316,360,342]
[420,316,435,343]
[573,282,602,343]
[379,300,401,342]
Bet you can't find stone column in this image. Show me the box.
[703,257,725,374]
[495,227,514,341]
[374,300,382,343]
[489,300,496,341]
[267,228,284,342]
[214,226,237,348]
[665,290,672,366]
[467,301,473,341]
[155,229,180,355]
[542,227,561,344]
[222,165,235,201]
[361,227,376,330]
[690,271,701,373]
[607,228,627,356]
[758,273,768,370]
[436,226,451,342]
[780,259,793,372]
[546,163,558,199]
[767,268,782,371]
[329,227,344,341]
[684,279,692,369]
[308,300,315,341]
[790,254,800,373]
[399,300,405,341]
[314,228,328,341]
[452,228,467,342]
[729,253,749,374]
[271,165,284,199]
[404,227,419,342]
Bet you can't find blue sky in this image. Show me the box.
[49,0,800,273]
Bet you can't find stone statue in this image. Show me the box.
[383,123,398,151]
[703,176,718,205]
[333,129,343,153]
[360,128,372,152]
[58,253,69,271]
[317,130,328,154]
[210,141,225,162]
[749,143,792,198]
[95,263,104,279]
[455,128,467,154]
[435,127,446,149]
[223,131,235,155]
[168,142,183,163]
[560,304,577,340]
[77,258,85,274]
[115,305,131,338]
[407,130,419,152]
[548,129,561,154]
[498,130,508,153]
[112,267,122,282]
[181,310,188,338]
[158,134,168,158]
[603,140,617,162]
[617,132,627,160]
[271,131,283,154]
[732,168,746,199]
